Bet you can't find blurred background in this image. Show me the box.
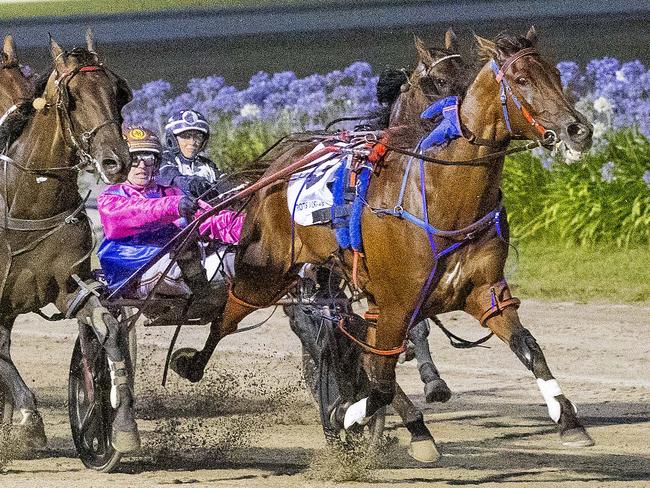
[2,0,649,89]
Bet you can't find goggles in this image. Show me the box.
[176,130,206,141]
[130,153,159,168]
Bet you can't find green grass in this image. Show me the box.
[507,239,650,303]
[0,0,419,20]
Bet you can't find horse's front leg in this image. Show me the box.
[0,317,47,449]
[335,308,434,439]
[466,281,594,447]
[75,295,140,453]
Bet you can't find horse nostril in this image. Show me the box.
[567,122,591,142]
[102,158,122,175]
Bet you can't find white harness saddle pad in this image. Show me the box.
[286,142,349,226]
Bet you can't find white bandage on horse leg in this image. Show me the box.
[343,397,370,429]
[107,359,128,409]
[536,378,576,422]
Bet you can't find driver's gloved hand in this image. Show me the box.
[188,177,212,198]
[178,196,199,222]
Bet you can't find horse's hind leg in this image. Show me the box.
[76,296,140,453]
[408,319,452,403]
[0,317,47,448]
[467,284,594,447]
[171,268,294,383]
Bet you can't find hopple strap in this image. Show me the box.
[480,281,521,327]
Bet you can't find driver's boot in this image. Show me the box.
[176,245,222,320]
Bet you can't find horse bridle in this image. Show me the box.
[489,47,557,146]
[53,62,124,183]
[402,52,463,98]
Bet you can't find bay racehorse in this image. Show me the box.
[170,29,475,461]
[0,33,135,451]
[174,28,595,457]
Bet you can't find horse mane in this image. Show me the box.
[0,71,49,151]
[478,32,535,62]
[65,47,98,66]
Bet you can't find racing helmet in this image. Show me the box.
[164,109,210,153]
[123,126,162,154]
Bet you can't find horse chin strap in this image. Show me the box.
[490,48,557,147]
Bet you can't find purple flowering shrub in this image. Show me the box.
[123,61,379,135]
[558,58,650,143]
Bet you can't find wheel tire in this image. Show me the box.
[68,331,122,472]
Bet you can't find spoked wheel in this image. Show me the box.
[68,327,122,472]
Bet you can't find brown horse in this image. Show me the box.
[174,28,595,457]
[0,33,133,450]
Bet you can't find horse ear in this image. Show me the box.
[86,27,96,53]
[3,35,17,63]
[444,28,458,52]
[526,25,538,46]
[414,36,433,64]
[49,34,66,68]
[474,33,497,59]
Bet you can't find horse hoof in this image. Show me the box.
[408,438,441,463]
[169,347,204,383]
[16,410,47,449]
[424,379,452,403]
[561,427,594,448]
[112,427,141,453]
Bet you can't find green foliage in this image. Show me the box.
[207,114,295,173]
[504,129,650,247]
[508,239,650,303]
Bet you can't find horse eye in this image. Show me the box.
[435,78,447,86]
[516,77,527,86]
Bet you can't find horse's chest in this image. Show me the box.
[1,222,91,313]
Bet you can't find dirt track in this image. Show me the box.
[1,299,650,487]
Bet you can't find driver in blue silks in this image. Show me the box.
[156,109,229,200]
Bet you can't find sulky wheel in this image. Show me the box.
[68,326,122,472]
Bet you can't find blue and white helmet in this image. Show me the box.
[164,109,210,152]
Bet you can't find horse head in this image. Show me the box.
[388,29,474,135]
[43,32,132,183]
[0,35,34,112]
[473,27,592,152]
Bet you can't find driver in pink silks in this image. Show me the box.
[97,127,244,318]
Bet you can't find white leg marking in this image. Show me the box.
[537,378,576,422]
[343,397,369,429]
